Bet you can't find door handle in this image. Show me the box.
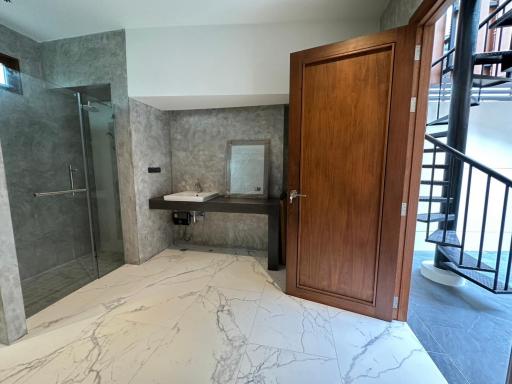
[289,190,307,204]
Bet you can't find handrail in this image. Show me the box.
[431,0,512,69]
[425,134,512,186]
[479,0,512,28]
[432,47,456,67]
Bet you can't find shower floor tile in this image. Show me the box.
[2,249,446,384]
[20,251,123,317]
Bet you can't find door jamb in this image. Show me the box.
[395,0,455,321]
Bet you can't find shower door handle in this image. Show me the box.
[33,189,87,198]
[68,164,79,196]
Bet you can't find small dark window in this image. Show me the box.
[0,52,22,95]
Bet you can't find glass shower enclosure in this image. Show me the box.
[0,73,124,317]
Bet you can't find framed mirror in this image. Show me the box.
[226,140,270,198]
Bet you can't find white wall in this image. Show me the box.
[125,20,379,110]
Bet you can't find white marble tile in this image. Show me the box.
[129,285,261,384]
[329,308,447,384]
[236,343,341,384]
[109,276,209,329]
[209,255,271,293]
[249,283,337,358]
[0,315,170,384]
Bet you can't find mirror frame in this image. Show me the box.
[225,139,270,199]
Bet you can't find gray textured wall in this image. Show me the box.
[0,141,27,344]
[169,105,285,250]
[130,99,173,262]
[0,81,92,280]
[0,26,111,279]
[380,0,422,30]
[41,30,140,264]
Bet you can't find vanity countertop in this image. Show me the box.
[149,195,280,214]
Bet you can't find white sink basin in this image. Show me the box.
[163,191,219,202]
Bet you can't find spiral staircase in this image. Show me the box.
[419,0,512,293]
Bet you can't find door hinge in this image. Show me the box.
[410,97,417,113]
[401,203,408,217]
[393,296,399,309]
[414,45,422,61]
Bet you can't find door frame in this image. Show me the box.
[395,0,456,321]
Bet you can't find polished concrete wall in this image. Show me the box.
[0,25,92,280]
[0,82,92,280]
[41,30,140,265]
[169,105,285,250]
[0,141,27,344]
[380,0,422,30]
[130,98,173,262]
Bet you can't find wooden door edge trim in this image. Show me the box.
[395,0,454,321]
[295,28,404,63]
[410,0,455,26]
[295,283,375,307]
[300,43,395,66]
[287,285,382,319]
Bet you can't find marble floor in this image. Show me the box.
[409,251,512,384]
[0,248,446,384]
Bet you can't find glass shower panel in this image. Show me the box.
[0,73,97,317]
[81,99,124,277]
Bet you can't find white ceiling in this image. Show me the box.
[0,0,389,42]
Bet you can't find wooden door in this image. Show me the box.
[286,27,416,321]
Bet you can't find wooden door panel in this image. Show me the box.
[286,27,416,321]
[298,47,394,304]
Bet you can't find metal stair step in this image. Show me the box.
[426,230,461,247]
[489,8,512,29]
[422,164,448,169]
[442,262,510,294]
[423,148,446,154]
[417,213,456,223]
[419,196,454,203]
[439,245,495,272]
[473,74,512,88]
[421,180,449,186]
[474,50,512,72]
[430,130,449,138]
[427,116,449,127]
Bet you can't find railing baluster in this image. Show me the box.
[460,165,473,265]
[506,232,512,291]
[494,186,509,291]
[437,59,443,120]
[478,175,492,268]
[497,26,504,77]
[442,154,455,243]
[426,146,438,238]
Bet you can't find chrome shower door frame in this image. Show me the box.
[76,92,99,279]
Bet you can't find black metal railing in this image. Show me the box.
[429,0,512,114]
[424,134,512,293]
[477,0,512,99]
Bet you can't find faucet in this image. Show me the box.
[194,180,203,193]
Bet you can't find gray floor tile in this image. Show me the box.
[410,251,512,384]
[429,352,469,384]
